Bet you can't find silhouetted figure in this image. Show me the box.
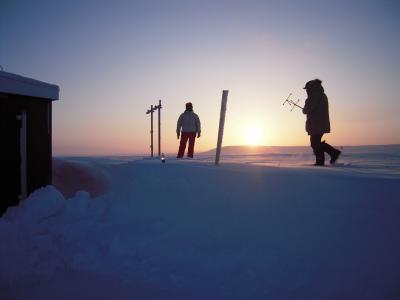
[302,79,341,166]
[176,102,201,158]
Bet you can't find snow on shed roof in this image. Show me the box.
[0,71,59,100]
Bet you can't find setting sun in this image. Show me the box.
[245,126,263,145]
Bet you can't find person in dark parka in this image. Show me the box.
[302,79,341,165]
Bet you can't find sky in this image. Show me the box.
[1,0,399,155]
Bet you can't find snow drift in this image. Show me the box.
[52,158,109,198]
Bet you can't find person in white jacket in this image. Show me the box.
[176,102,201,158]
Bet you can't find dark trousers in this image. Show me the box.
[177,132,196,158]
[310,134,339,165]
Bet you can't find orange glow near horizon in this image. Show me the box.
[52,107,400,156]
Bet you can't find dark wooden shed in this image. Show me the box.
[0,71,59,215]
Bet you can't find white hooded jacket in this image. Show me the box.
[176,110,201,134]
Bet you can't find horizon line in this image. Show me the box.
[53,143,400,157]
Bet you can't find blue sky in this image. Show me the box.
[1,0,399,154]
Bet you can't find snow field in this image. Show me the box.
[1,158,400,299]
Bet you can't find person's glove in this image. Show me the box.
[197,132,201,138]
[177,133,180,139]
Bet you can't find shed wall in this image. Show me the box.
[0,93,52,214]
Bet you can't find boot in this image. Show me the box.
[314,153,325,166]
[330,149,341,164]
[321,141,341,164]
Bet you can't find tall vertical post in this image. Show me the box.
[158,99,161,157]
[150,105,154,157]
[146,105,155,157]
[215,90,229,165]
[146,100,162,158]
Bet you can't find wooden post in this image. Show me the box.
[150,105,154,157]
[215,90,229,165]
[157,100,161,157]
[146,105,154,157]
[146,100,162,158]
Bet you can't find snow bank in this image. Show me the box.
[0,187,94,285]
[1,158,400,299]
[52,158,109,198]
[3,186,65,224]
